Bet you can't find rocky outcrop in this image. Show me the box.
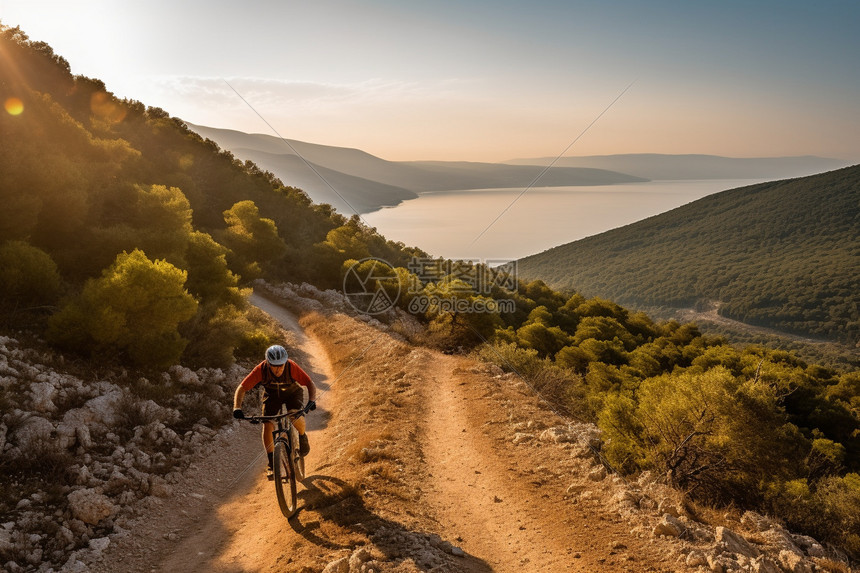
[653,514,685,538]
[0,334,245,572]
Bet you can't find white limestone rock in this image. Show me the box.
[67,488,117,525]
[652,513,684,538]
[28,381,58,413]
[12,414,54,452]
[716,526,759,559]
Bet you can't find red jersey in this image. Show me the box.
[240,359,312,393]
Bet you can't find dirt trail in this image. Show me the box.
[422,354,577,571]
[155,294,337,572]
[97,296,690,573]
[420,354,678,573]
[673,303,831,346]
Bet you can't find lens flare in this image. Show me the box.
[4,97,24,115]
[90,92,127,123]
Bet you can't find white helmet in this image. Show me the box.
[265,345,288,366]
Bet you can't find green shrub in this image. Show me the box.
[180,299,272,368]
[220,200,287,282]
[476,341,586,416]
[0,240,61,308]
[48,249,197,366]
[599,366,807,503]
[767,474,860,559]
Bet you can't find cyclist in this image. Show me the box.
[232,344,317,480]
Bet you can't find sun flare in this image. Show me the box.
[4,97,24,115]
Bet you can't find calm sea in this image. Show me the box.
[362,179,766,262]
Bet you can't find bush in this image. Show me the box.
[48,249,197,367]
[0,240,61,309]
[767,474,860,559]
[476,341,585,417]
[599,366,807,503]
[180,302,248,369]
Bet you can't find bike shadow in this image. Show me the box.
[286,473,493,572]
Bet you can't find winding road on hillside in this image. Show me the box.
[93,294,687,573]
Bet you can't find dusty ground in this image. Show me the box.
[88,293,703,573]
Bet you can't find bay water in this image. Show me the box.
[362,179,766,262]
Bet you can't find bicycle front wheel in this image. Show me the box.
[273,439,298,518]
[290,425,306,481]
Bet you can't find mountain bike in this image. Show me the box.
[245,404,311,517]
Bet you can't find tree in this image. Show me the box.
[422,279,503,348]
[48,249,197,366]
[555,344,595,373]
[516,322,570,357]
[220,200,287,281]
[573,316,636,350]
[130,184,193,263]
[183,231,241,304]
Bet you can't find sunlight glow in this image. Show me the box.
[90,92,127,123]
[4,97,24,116]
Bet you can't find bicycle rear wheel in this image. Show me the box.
[290,425,306,481]
[273,439,298,517]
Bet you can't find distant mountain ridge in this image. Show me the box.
[517,165,860,346]
[187,124,646,213]
[227,147,418,214]
[504,153,850,180]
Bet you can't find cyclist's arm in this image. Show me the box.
[290,361,317,402]
[234,363,264,410]
[233,385,247,410]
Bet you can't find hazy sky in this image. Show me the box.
[3,0,859,162]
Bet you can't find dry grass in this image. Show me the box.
[814,557,855,573]
[301,312,426,514]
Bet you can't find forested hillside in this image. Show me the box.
[518,167,860,346]
[0,24,423,367]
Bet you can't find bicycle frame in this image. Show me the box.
[244,405,309,517]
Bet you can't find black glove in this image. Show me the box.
[305,400,316,412]
[232,408,245,419]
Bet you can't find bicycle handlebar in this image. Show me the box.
[243,406,310,425]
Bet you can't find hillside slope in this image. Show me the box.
[228,147,418,214]
[518,165,860,345]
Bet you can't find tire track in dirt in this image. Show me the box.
[422,354,579,572]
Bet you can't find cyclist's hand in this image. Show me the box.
[305,400,317,412]
[232,408,245,419]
